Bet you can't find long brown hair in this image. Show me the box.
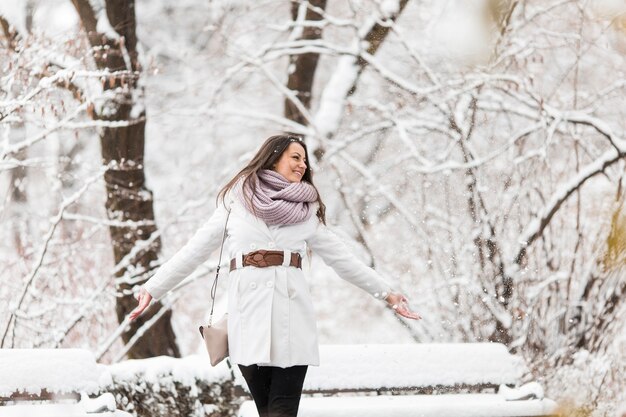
[217,134,326,224]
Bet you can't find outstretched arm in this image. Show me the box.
[306,223,421,320]
[129,202,229,321]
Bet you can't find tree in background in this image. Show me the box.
[2,0,625,412]
[70,0,179,358]
[284,0,327,126]
[0,0,179,359]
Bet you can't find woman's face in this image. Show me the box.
[273,142,307,182]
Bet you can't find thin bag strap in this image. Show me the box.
[208,205,232,326]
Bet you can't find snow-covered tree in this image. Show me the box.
[1,0,625,413]
[0,0,180,359]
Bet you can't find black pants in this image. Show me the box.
[238,364,308,417]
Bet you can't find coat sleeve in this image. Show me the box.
[143,202,229,300]
[305,221,394,300]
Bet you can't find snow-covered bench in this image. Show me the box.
[236,343,559,417]
[0,349,131,417]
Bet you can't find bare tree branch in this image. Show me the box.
[515,149,625,265]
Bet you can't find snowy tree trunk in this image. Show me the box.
[284,0,327,126]
[72,0,180,359]
[313,0,409,156]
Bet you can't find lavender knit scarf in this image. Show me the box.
[238,169,318,225]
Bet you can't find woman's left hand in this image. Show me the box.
[384,293,422,320]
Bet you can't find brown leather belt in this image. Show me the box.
[230,249,302,272]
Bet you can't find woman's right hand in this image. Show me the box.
[129,287,153,321]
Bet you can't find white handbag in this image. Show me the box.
[199,313,228,366]
[198,208,231,367]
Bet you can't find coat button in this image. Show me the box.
[250,282,257,289]
[250,243,257,250]
[268,241,275,248]
[266,281,274,288]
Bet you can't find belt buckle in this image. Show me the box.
[245,249,269,267]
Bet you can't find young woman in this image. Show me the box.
[129,134,420,417]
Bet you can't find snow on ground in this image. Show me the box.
[0,393,132,417]
[0,404,131,417]
[106,353,232,385]
[0,349,111,397]
[0,349,230,406]
[0,345,552,417]
[238,394,558,417]
[232,343,527,392]
[0,345,525,397]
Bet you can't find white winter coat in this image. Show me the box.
[143,193,393,368]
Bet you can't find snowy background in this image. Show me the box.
[1,0,625,416]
